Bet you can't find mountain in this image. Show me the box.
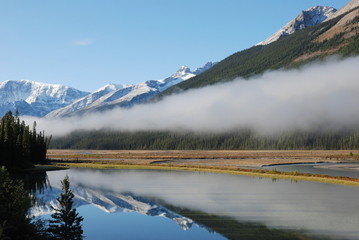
[159,2,359,96]
[0,80,89,117]
[45,83,125,118]
[317,1,359,43]
[30,185,197,231]
[46,62,216,118]
[257,6,337,46]
[2,2,357,119]
[324,0,359,22]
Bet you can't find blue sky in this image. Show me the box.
[0,0,349,92]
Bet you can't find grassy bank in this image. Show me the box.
[50,161,359,188]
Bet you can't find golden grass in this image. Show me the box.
[47,149,359,169]
[47,149,359,159]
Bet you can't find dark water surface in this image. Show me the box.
[32,168,359,240]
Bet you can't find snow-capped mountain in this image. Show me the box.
[46,62,216,118]
[30,185,196,231]
[257,6,337,45]
[192,62,217,75]
[44,83,125,118]
[0,80,89,117]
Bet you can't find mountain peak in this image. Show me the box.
[0,80,89,117]
[193,62,217,75]
[172,65,192,78]
[45,61,215,118]
[301,6,338,24]
[257,5,337,45]
[94,83,125,93]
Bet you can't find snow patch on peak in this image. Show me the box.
[94,83,125,93]
[1,61,217,118]
[45,83,126,118]
[0,80,89,117]
[257,6,337,46]
[193,62,217,75]
[46,61,216,118]
[172,65,192,78]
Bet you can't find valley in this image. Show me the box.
[1,0,359,239]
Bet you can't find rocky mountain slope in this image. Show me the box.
[2,2,357,118]
[317,0,359,42]
[45,83,125,118]
[324,0,359,21]
[159,1,359,96]
[257,6,337,45]
[0,62,215,118]
[46,62,215,118]
[0,80,89,117]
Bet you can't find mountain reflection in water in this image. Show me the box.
[29,168,359,240]
[31,186,196,231]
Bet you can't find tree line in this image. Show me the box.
[50,128,359,150]
[0,111,83,239]
[0,111,51,169]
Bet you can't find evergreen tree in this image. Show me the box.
[0,111,50,169]
[48,175,84,240]
[50,128,359,150]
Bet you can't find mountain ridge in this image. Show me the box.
[324,0,359,22]
[0,80,89,117]
[0,62,216,118]
[257,6,337,45]
[1,2,358,118]
[158,2,359,97]
[45,62,216,118]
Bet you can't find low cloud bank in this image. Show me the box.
[25,56,359,136]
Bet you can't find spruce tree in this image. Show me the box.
[48,175,84,240]
[0,111,50,169]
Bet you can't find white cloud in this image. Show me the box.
[73,39,94,46]
[24,56,359,136]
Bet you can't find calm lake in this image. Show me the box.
[31,168,359,240]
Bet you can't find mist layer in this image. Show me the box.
[25,56,359,136]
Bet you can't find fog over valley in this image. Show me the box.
[25,56,359,136]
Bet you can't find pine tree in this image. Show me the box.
[0,111,50,168]
[48,175,84,240]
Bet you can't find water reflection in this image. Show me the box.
[31,168,359,240]
[159,203,318,240]
[263,163,359,178]
[12,170,49,194]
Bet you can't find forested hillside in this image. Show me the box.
[51,129,359,150]
[158,7,359,96]
[0,111,50,169]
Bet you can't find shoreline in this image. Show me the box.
[261,161,339,167]
[43,149,359,187]
[46,160,359,188]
